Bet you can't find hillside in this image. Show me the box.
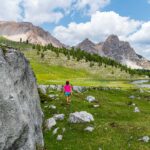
[40,85,150,150]
[0,37,148,87]
[0,21,64,47]
[0,29,150,150]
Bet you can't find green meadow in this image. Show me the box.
[41,88,150,150]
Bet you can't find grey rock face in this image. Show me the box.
[0,48,44,150]
[76,38,98,54]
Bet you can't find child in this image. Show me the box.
[63,81,72,104]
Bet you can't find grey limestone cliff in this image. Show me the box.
[0,48,44,150]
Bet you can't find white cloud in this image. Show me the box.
[22,0,72,24]
[0,0,22,21]
[148,0,150,4]
[75,0,110,15]
[128,21,150,44]
[0,0,111,25]
[53,11,141,45]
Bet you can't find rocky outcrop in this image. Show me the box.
[76,38,98,54]
[102,35,150,69]
[0,21,64,47]
[0,48,44,150]
[76,35,150,69]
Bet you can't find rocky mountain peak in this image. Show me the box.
[105,34,119,43]
[76,34,150,69]
[76,38,97,53]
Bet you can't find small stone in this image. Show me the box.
[134,107,140,113]
[46,118,56,130]
[53,114,65,121]
[48,94,58,99]
[57,135,63,141]
[84,126,94,132]
[129,95,135,99]
[141,136,149,143]
[52,127,59,135]
[93,104,100,108]
[86,96,96,102]
[132,103,136,106]
[49,105,56,109]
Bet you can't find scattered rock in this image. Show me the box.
[53,114,65,121]
[86,96,96,102]
[134,107,140,113]
[129,95,135,99]
[38,85,49,94]
[132,103,136,106]
[46,118,56,130]
[93,104,100,108]
[52,127,59,135]
[69,111,94,123]
[139,136,150,143]
[48,94,58,99]
[84,126,94,132]
[57,135,63,141]
[49,105,56,109]
[73,86,86,93]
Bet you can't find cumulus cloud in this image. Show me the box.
[75,0,110,15]
[22,0,72,24]
[0,0,111,25]
[0,0,22,21]
[53,11,142,45]
[128,21,150,44]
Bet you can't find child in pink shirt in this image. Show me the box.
[63,81,72,104]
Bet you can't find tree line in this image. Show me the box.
[32,44,150,77]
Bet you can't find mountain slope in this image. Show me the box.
[76,35,150,69]
[0,21,64,47]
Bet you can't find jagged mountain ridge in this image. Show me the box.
[0,21,64,47]
[76,35,150,69]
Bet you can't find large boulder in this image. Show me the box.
[0,48,43,150]
[69,111,94,123]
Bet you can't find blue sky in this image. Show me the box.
[42,0,150,32]
[0,0,150,58]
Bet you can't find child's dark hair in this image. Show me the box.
[66,80,69,85]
